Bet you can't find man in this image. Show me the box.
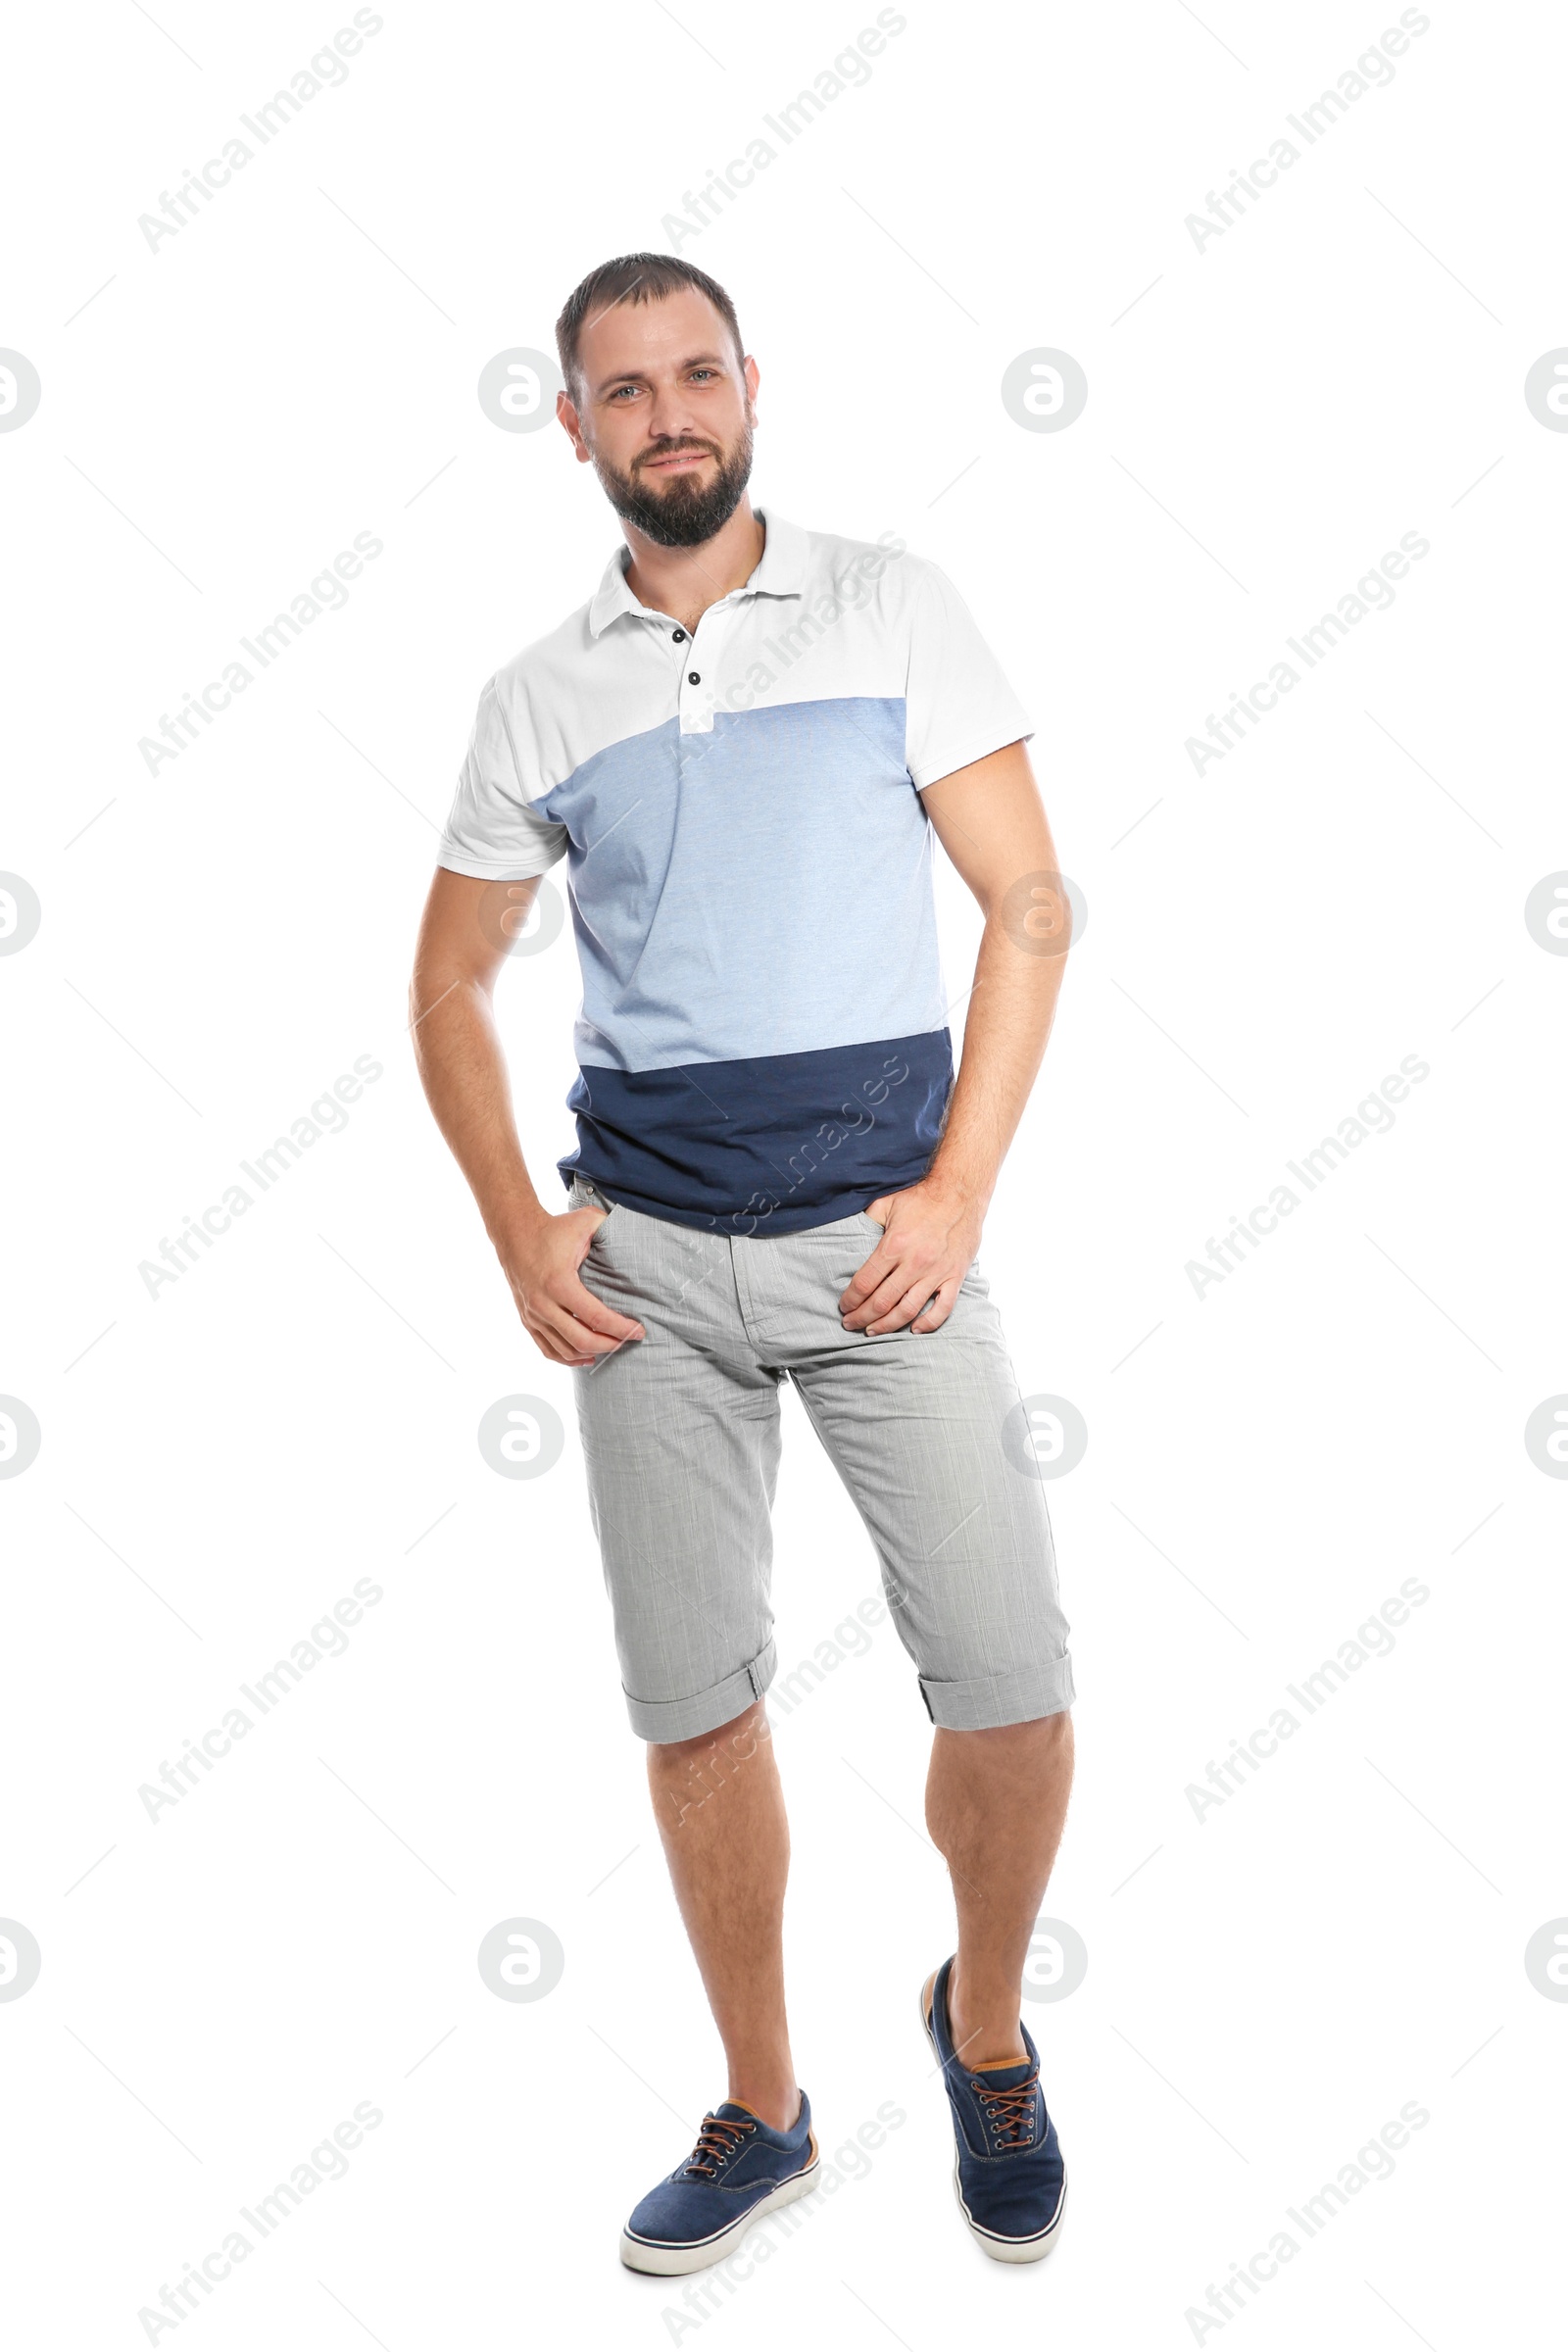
[412,253,1075,2272]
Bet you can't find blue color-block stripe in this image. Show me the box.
[536,696,945,1072]
[562,1030,955,1234]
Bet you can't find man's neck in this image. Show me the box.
[621,500,765,633]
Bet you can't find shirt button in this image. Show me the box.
[672,628,686,642]
[688,671,701,685]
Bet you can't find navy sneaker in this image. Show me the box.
[619,2095,819,2275]
[921,1956,1066,2262]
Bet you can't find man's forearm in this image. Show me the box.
[410,869,644,1364]
[925,911,1066,1211]
[410,975,549,1250]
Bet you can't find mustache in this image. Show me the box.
[636,440,721,467]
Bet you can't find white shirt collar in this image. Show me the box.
[588,509,808,638]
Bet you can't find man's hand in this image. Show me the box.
[500,1205,646,1367]
[837,1180,984,1337]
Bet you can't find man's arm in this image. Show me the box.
[838,739,1068,1337]
[410,868,645,1365]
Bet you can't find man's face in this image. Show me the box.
[560,286,758,548]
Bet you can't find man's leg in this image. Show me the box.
[570,1196,793,2115]
[646,1698,800,2132]
[926,1711,1074,2064]
[571,1206,822,2271]
[748,1212,1074,2254]
[771,1217,1074,2060]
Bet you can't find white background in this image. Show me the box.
[3,1,1564,2345]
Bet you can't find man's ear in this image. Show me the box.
[556,387,591,462]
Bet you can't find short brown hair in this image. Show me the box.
[555,253,745,401]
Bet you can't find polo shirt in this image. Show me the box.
[437,510,1032,1235]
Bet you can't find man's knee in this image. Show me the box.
[650,1703,776,1825]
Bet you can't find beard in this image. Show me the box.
[593,415,756,548]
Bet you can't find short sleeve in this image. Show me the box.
[436,674,568,879]
[904,563,1033,790]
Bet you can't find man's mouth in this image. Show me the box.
[641,448,714,472]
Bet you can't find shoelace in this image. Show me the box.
[969,2068,1040,2146]
[681,2113,758,2179]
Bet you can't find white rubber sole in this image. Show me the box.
[618,2140,820,2276]
[954,2157,1067,2262]
[920,1970,1066,2265]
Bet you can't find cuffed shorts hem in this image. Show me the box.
[624,1638,778,1744]
[917,1654,1076,1732]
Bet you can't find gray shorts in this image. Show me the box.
[567,1178,1074,1743]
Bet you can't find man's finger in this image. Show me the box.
[910,1278,960,1334]
[558,1273,645,1343]
[864,1278,948,1336]
[838,1248,920,1323]
[531,1329,595,1367]
[524,1311,598,1367]
[537,1298,641,1358]
[838,1241,892,1309]
[841,1254,938,1331]
[527,1317,598,1365]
